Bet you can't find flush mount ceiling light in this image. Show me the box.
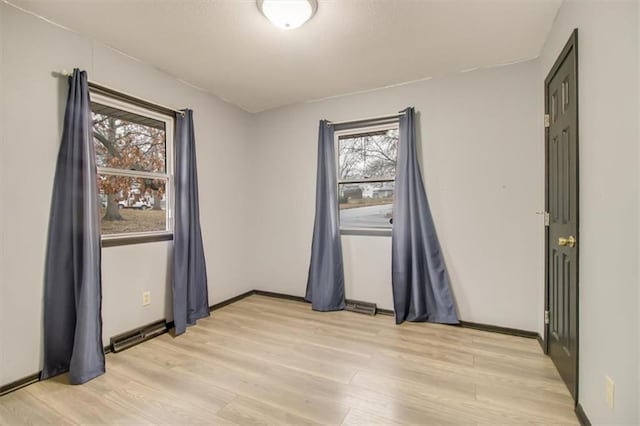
[257,0,318,30]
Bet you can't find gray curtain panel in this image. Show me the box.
[305,120,346,311]
[391,107,459,325]
[41,69,105,384]
[172,109,210,335]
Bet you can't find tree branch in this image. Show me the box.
[93,131,119,157]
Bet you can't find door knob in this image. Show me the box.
[558,236,576,248]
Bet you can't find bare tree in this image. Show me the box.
[338,131,397,181]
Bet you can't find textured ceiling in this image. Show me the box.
[10,0,562,112]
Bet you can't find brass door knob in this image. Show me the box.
[558,236,576,248]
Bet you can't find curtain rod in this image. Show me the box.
[328,112,405,126]
[54,70,185,116]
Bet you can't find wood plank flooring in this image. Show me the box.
[0,295,578,425]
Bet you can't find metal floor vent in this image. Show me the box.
[345,299,377,316]
[110,319,167,353]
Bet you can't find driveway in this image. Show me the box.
[340,203,392,229]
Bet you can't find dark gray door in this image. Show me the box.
[545,29,579,402]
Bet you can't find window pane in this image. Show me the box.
[92,102,166,173]
[339,182,394,229]
[99,174,167,235]
[338,129,398,181]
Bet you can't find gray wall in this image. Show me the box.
[0,3,254,386]
[540,0,639,423]
[249,60,544,333]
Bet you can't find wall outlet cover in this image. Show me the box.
[605,376,615,409]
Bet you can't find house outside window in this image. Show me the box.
[336,122,399,235]
[91,92,174,245]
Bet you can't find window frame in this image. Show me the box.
[335,121,399,237]
[90,92,175,247]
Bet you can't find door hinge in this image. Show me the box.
[544,114,550,128]
[544,211,550,227]
[544,310,550,325]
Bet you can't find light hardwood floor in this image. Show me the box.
[0,295,578,425]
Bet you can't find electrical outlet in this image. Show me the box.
[142,291,151,306]
[605,376,615,409]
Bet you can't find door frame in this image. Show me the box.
[544,28,579,403]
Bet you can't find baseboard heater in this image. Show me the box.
[110,319,167,353]
[345,299,377,316]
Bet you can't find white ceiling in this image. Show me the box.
[10,0,562,113]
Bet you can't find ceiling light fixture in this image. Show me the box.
[257,0,318,30]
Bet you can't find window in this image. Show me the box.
[336,123,399,234]
[91,93,174,245]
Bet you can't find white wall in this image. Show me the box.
[6,7,637,421]
[249,60,544,332]
[0,3,253,386]
[0,1,5,387]
[540,1,639,423]
[342,236,393,309]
